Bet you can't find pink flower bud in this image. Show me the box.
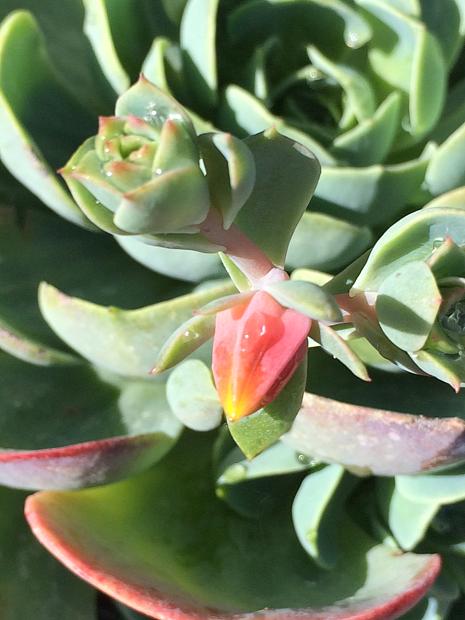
[212,290,310,421]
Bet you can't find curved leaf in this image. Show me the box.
[82,0,130,94]
[0,11,94,228]
[39,280,235,377]
[180,0,219,112]
[376,261,441,352]
[166,359,222,431]
[283,389,465,476]
[116,236,224,282]
[0,353,182,490]
[353,207,465,292]
[26,432,440,620]
[286,211,372,272]
[235,128,321,267]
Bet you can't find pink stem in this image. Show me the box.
[200,209,278,286]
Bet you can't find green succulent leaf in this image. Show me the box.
[376,260,442,352]
[113,164,210,235]
[313,156,430,226]
[359,0,446,136]
[0,11,95,228]
[38,280,234,377]
[235,128,321,267]
[309,322,370,381]
[0,318,78,367]
[330,92,402,166]
[307,46,376,122]
[82,0,130,94]
[397,463,465,505]
[265,280,342,322]
[377,479,439,551]
[286,211,373,272]
[116,236,224,282]
[217,441,311,486]
[199,132,256,229]
[115,75,194,134]
[426,121,465,196]
[219,84,335,165]
[229,0,372,57]
[166,359,222,431]
[228,356,307,459]
[152,313,216,375]
[293,465,356,569]
[353,207,465,292]
[180,0,219,112]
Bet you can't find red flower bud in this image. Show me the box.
[212,290,310,421]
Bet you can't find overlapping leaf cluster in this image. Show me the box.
[1,1,465,619]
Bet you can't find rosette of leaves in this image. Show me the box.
[346,188,465,390]
[1,2,465,619]
[2,0,465,281]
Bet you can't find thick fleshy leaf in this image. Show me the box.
[0,352,182,490]
[180,0,219,112]
[199,133,256,229]
[26,432,440,620]
[376,261,442,352]
[293,465,355,569]
[286,212,372,272]
[330,92,402,166]
[309,322,370,381]
[397,463,465,505]
[360,0,446,136]
[117,236,224,282]
[227,357,307,459]
[114,165,210,234]
[313,157,430,226]
[82,0,130,94]
[115,75,195,134]
[219,85,334,165]
[426,122,465,196]
[217,441,311,486]
[234,128,321,267]
[196,292,255,316]
[151,313,216,375]
[265,280,342,322]
[229,0,372,57]
[0,318,78,366]
[166,359,222,431]
[283,387,465,476]
[377,479,439,551]
[39,279,234,377]
[0,486,96,619]
[353,207,465,292]
[0,11,94,228]
[212,291,310,420]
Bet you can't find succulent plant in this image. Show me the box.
[2,1,465,619]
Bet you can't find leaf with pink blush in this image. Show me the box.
[212,291,311,421]
[26,432,440,620]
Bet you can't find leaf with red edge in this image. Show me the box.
[26,432,440,620]
[0,353,181,490]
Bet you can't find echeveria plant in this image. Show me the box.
[1,1,465,619]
